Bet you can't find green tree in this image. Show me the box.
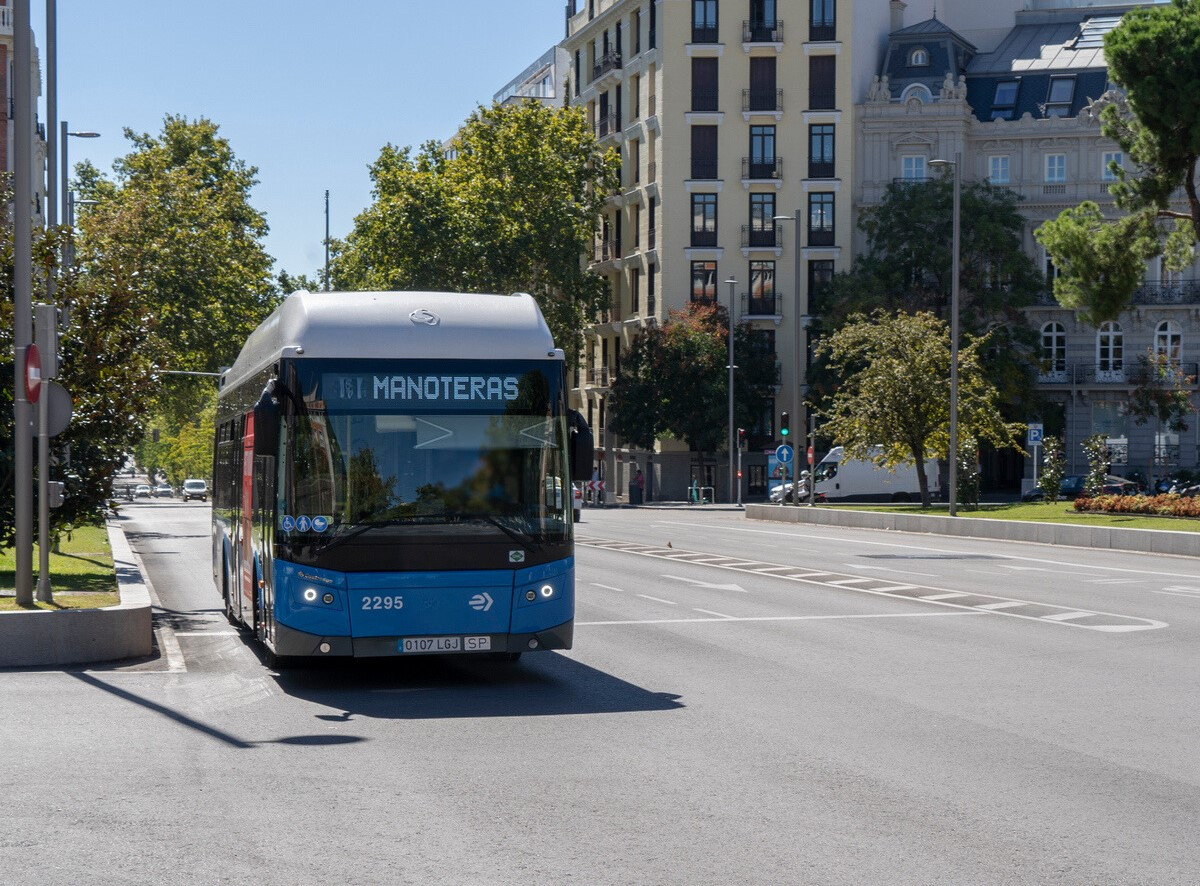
[609,303,778,477]
[332,100,620,364]
[1036,1,1200,322]
[1040,435,1066,503]
[816,310,1022,508]
[820,178,1043,414]
[1081,433,1110,497]
[1127,349,1197,480]
[74,115,277,429]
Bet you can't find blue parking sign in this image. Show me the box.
[1027,424,1044,445]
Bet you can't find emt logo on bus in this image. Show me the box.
[323,373,520,403]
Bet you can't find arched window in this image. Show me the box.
[1041,321,1066,376]
[1155,320,1182,363]
[908,47,929,67]
[1097,321,1123,378]
[900,83,933,105]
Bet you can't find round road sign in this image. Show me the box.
[24,344,42,404]
[775,444,794,464]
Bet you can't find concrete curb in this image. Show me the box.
[0,514,153,667]
[744,504,1200,558]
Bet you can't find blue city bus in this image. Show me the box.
[211,290,593,667]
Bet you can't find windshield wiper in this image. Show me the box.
[307,512,546,554]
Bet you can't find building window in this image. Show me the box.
[631,267,641,314]
[747,56,777,111]
[692,0,718,43]
[1045,153,1066,183]
[991,80,1019,119]
[808,260,834,310]
[1041,322,1066,374]
[908,47,929,67]
[749,192,776,246]
[692,261,718,304]
[748,125,777,179]
[747,0,779,42]
[691,126,719,180]
[633,9,641,55]
[988,155,1010,184]
[1102,150,1123,182]
[648,198,656,249]
[574,50,581,96]
[649,0,657,49]
[691,193,718,247]
[1044,75,1075,117]
[808,193,834,247]
[1093,401,1129,466]
[1156,320,1183,363]
[809,0,835,41]
[809,124,834,178]
[1097,321,1123,375]
[901,155,926,180]
[691,57,719,111]
[630,139,640,185]
[748,260,775,314]
[808,56,836,110]
[631,203,641,248]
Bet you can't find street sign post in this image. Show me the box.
[24,343,41,403]
[775,444,793,465]
[1028,423,1044,485]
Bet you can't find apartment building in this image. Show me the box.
[1,1,46,222]
[494,46,570,108]
[856,0,1199,487]
[563,0,899,502]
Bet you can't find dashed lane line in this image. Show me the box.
[577,536,1167,633]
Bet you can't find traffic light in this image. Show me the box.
[737,427,746,448]
[47,481,65,509]
[780,412,790,437]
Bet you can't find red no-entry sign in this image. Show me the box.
[24,344,42,404]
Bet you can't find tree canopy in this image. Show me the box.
[1036,0,1200,323]
[817,310,1022,507]
[331,100,620,364]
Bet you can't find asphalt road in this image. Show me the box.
[2,500,1198,885]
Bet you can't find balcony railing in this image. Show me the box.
[594,113,620,139]
[809,21,836,42]
[807,227,835,247]
[742,88,784,113]
[742,157,782,180]
[740,225,779,248]
[647,226,656,250]
[741,293,782,317]
[648,94,657,117]
[592,240,617,264]
[691,160,719,180]
[587,367,611,387]
[647,160,657,183]
[692,24,719,44]
[743,19,783,43]
[647,294,657,315]
[691,90,720,112]
[1132,280,1200,305]
[592,51,623,82]
[808,88,836,110]
[690,229,718,248]
[808,160,835,179]
[1037,362,1199,386]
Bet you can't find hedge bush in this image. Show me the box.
[1074,494,1200,519]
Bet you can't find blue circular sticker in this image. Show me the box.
[281,515,296,532]
[296,515,311,532]
[311,515,328,533]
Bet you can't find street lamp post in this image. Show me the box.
[726,276,737,505]
[773,211,808,505]
[929,153,962,516]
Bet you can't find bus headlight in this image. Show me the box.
[303,588,318,603]
[539,584,554,598]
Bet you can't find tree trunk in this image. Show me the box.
[914,446,931,508]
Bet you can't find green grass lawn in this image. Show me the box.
[0,524,120,611]
[832,501,1200,532]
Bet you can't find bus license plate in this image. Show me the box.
[400,636,491,654]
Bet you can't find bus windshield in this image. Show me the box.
[279,359,570,552]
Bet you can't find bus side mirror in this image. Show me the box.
[253,385,280,458]
[569,410,594,483]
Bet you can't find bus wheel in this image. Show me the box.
[222,558,240,628]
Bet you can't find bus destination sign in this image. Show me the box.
[323,373,520,406]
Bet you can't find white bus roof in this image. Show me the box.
[221,290,560,393]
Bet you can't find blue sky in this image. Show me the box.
[34,0,566,282]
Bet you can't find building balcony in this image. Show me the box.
[808,89,837,111]
[594,113,621,141]
[742,157,782,181]
[743,19,784,44]
[690,229,718,248]
[691,160,720,181]
[592,51,623,86]
[808,160,835,179]
[591,240,620,266]
[691,25,719,44]
[741,293,782,318]
[742,88,783,114]
[1036,362,1199,386]
[809,22,836,42]
[1133,280,1200,305]
[807,227,835,247]
[691,90,720,113]
[586,367,611,388]
[0,7,11,35]
[740,225,779,248]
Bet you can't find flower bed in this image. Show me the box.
[1074,493,1200,519]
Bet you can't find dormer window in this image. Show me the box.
[991,79,1019,120]
[1044,76,1076,117]
[908,46,929,67]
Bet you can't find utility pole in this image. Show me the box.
[726,277,737,504]
[324,190,331,290]
[13,0,34,605]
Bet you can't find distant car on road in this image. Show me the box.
[182,479,208,502]
[1022,474,1135,502]
[135,484,152,498]
[155,483,173,498]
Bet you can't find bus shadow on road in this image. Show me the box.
[267,653,684,720]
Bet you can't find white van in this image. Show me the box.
[812,446,941,503]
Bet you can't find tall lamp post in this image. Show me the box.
[929,153,962,516]
[773,211,809,505]
[725,276,737,505]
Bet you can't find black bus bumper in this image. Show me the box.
[273,619,573,658]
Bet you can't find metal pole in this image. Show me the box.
[324,190,331,290]
[35,305,53,603]
[948,152,962,517]
[793,208,804,506]
[726,277,736,504]
[13,0,34,605]
[808,413,816,506]
[42,1,59,603]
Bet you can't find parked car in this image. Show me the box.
[1022,474,1134,502]
[155,483,173,498]
[769,474,827,504]
[572,482,583,522]
[181,479,208,502]
[135,484,152,498]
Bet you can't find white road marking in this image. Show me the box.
[637,594,678,606]
[591,583,626,592]
[1154,589,1200,599]
[1042,611,1099,622]
[920,593,969,601]
[849,564,939,577]
[662,574,748,593]
[693,608,736,619]
[826,578,873,586]
[579,612,985,627]
[173,631,240,637]
[872,584,917,592]
[975,601,1026,610]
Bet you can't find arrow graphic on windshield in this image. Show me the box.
[469,592,493,611]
